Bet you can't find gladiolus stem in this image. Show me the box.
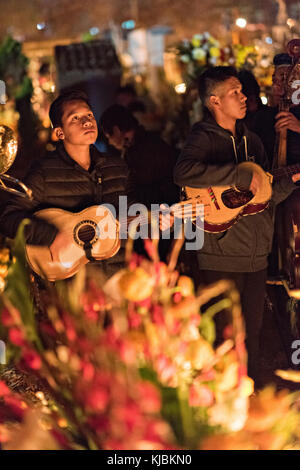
[177,385,196,446]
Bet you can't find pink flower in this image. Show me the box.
[238,363,248,382]
[23,350,42,370]
[173,292,182,304]
[85,387,110,412]
[168,319,181,335]
[156,355,177,384]
[137,381,161,413]
[113,400,143,433]
[81,362,95,382]
[76,337,95,354]
[196,369,216,382]
[223,325,233,339]
[0,381,10,397]
[189,384,214,407]
[62,313,77,342]
[8,327,26,347]
[136,298,152,309]
[83,306,99,322]
[151,305,165,326]
[119,340,137,365]
[87,415,109,435]
[128,253,142,270]
[1,308,15,327]
[128,309,142,329]
[190,314,201,327]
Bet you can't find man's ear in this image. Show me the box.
[54,127,65,140]
[208,95,220,109]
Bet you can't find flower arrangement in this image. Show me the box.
[173,33,275,93]
[0,226,300,450]
[174,32,226,81]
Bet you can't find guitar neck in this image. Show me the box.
[118,203,198,233]
[272,163,300,180]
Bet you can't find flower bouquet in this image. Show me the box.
[0,226,300,450]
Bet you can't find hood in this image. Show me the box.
[197,111,250,163]
[196,110,250,141]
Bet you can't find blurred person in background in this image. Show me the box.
[100,104,179,209]
[115,84,164,135]
[238,69,264,132]
[100,104,179,262]
[252,53,300,166]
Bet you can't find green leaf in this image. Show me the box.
[199,316,216,344]
[4,220,41,348]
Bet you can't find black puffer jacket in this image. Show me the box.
[0,142,134,249]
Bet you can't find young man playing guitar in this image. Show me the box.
[174,66,300,386]
[0,90,135,277]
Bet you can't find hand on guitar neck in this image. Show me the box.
[275,111,300,134]
[159,204,175,231]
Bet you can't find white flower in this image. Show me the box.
[260,58,270,68]
[208,393,249,432]
[192,48,206,61]
[180,54,190,63]
[193,34,203,41]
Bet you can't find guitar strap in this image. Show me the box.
[83,242,97,262]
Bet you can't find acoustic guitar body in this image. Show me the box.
[185,162,272,233]
[26,206,121,281]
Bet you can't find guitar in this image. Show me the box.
[25,200,203,281]
[184,161,300,234]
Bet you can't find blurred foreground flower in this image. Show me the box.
[0,228,299,450]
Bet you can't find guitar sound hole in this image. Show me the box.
[77,225,96,244]
[221,189,254,209]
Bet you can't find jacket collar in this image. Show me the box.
[56,141,99,171]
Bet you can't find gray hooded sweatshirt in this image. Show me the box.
[174,114,296,272]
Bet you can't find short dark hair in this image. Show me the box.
[273,53,292,67]
[100,104,138,135]
[49,90,91,128]
[198,66,238,107]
